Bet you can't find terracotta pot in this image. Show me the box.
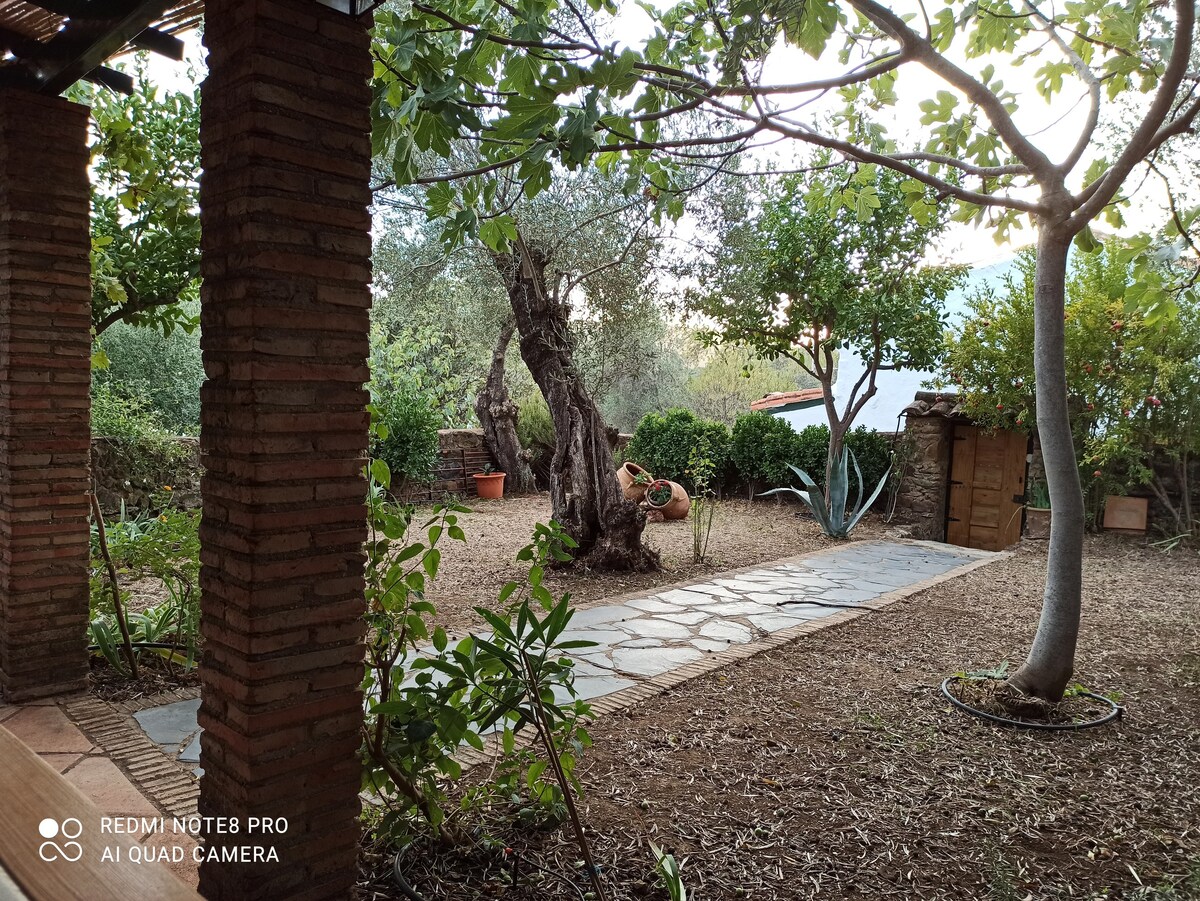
[617,462,653,501]
[1024,507,1050,540]
[472,472,505,500]
[644,479,690,520]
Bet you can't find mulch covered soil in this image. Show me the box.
[362,535,1200,900]
[427,494,891,635]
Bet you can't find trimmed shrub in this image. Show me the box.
[372,387,441,488]
[793,424,833,485]
[788,424,893,498]
[627,408,730,491]
[845,426,892,496]
[730,412,801,487]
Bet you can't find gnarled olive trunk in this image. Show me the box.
[1007,226,1085,702]
[493,244,658,571]
[475,318,535,494]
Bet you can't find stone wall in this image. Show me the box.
[892,415,953,540]
[396,428,497,502]
[91,436,202,513]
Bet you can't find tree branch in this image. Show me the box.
[846,0,1059,185]
[1068,0,1196,230]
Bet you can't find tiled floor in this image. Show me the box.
[0,701,200,888]
[134,698,202,777]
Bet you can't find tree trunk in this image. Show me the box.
[1007,227,1085,702]
[475,319,535,494]
[493,243,658,571]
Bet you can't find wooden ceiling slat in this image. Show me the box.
[0,1,201,93]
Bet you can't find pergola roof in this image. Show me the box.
[0,1,202,94]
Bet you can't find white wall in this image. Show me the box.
[770,257,1018,434]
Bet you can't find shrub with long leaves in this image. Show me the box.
[361,408,594,849]
[764,446,891,539]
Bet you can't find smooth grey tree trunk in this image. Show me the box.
[1008,226,1085,702]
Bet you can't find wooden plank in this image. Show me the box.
[945,425,976,547]
[0,726,200,901]
[998,430,1028,547]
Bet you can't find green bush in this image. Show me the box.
[92,381,173,444]
[730,412,801,486]
[516,391,555,451]
[627,408,730,490]
[372,387,441,487]
[793,425,833,485]
[788,424,893,498]
[845,426,892,496]
[92,308,203,434]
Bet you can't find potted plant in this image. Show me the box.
[644,478,690,520]
[1024,479,1050,540]
[472,464,506,500]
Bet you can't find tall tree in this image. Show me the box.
[497,236,658,569]
[372,0,1200,702]
[373,170,667,568]
[692,163,964,486]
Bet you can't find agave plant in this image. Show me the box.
[763,447,891,539]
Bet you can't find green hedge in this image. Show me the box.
[627,408,730,491]
[730,412,803,486]
[731,415,893,496]
[790,424,892,494]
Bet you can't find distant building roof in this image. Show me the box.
[750,388,825,412]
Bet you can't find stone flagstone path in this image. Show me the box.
[130,539,993,763]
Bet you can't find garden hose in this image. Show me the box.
[940,676,1123,731]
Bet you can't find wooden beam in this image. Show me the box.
[38,0,175,95]
[84,64,134,94]
[129,25,184,60]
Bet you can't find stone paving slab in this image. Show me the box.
[120,539,994,778]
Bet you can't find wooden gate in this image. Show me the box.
[946,425,1028,551]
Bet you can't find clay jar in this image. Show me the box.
[644,479,690,520]
[616,462,653,501]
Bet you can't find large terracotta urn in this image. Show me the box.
[644,479,690,520]
[617,461,652,502]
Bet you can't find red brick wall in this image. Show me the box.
[0,90,92,702]
[196,2,374,897]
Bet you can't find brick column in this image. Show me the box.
[0,91,92,702]
[197,3,373,898]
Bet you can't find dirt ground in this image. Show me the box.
[427,494,892,635]
[362,534,1200,901]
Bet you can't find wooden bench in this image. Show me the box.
[0,725,200,900]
